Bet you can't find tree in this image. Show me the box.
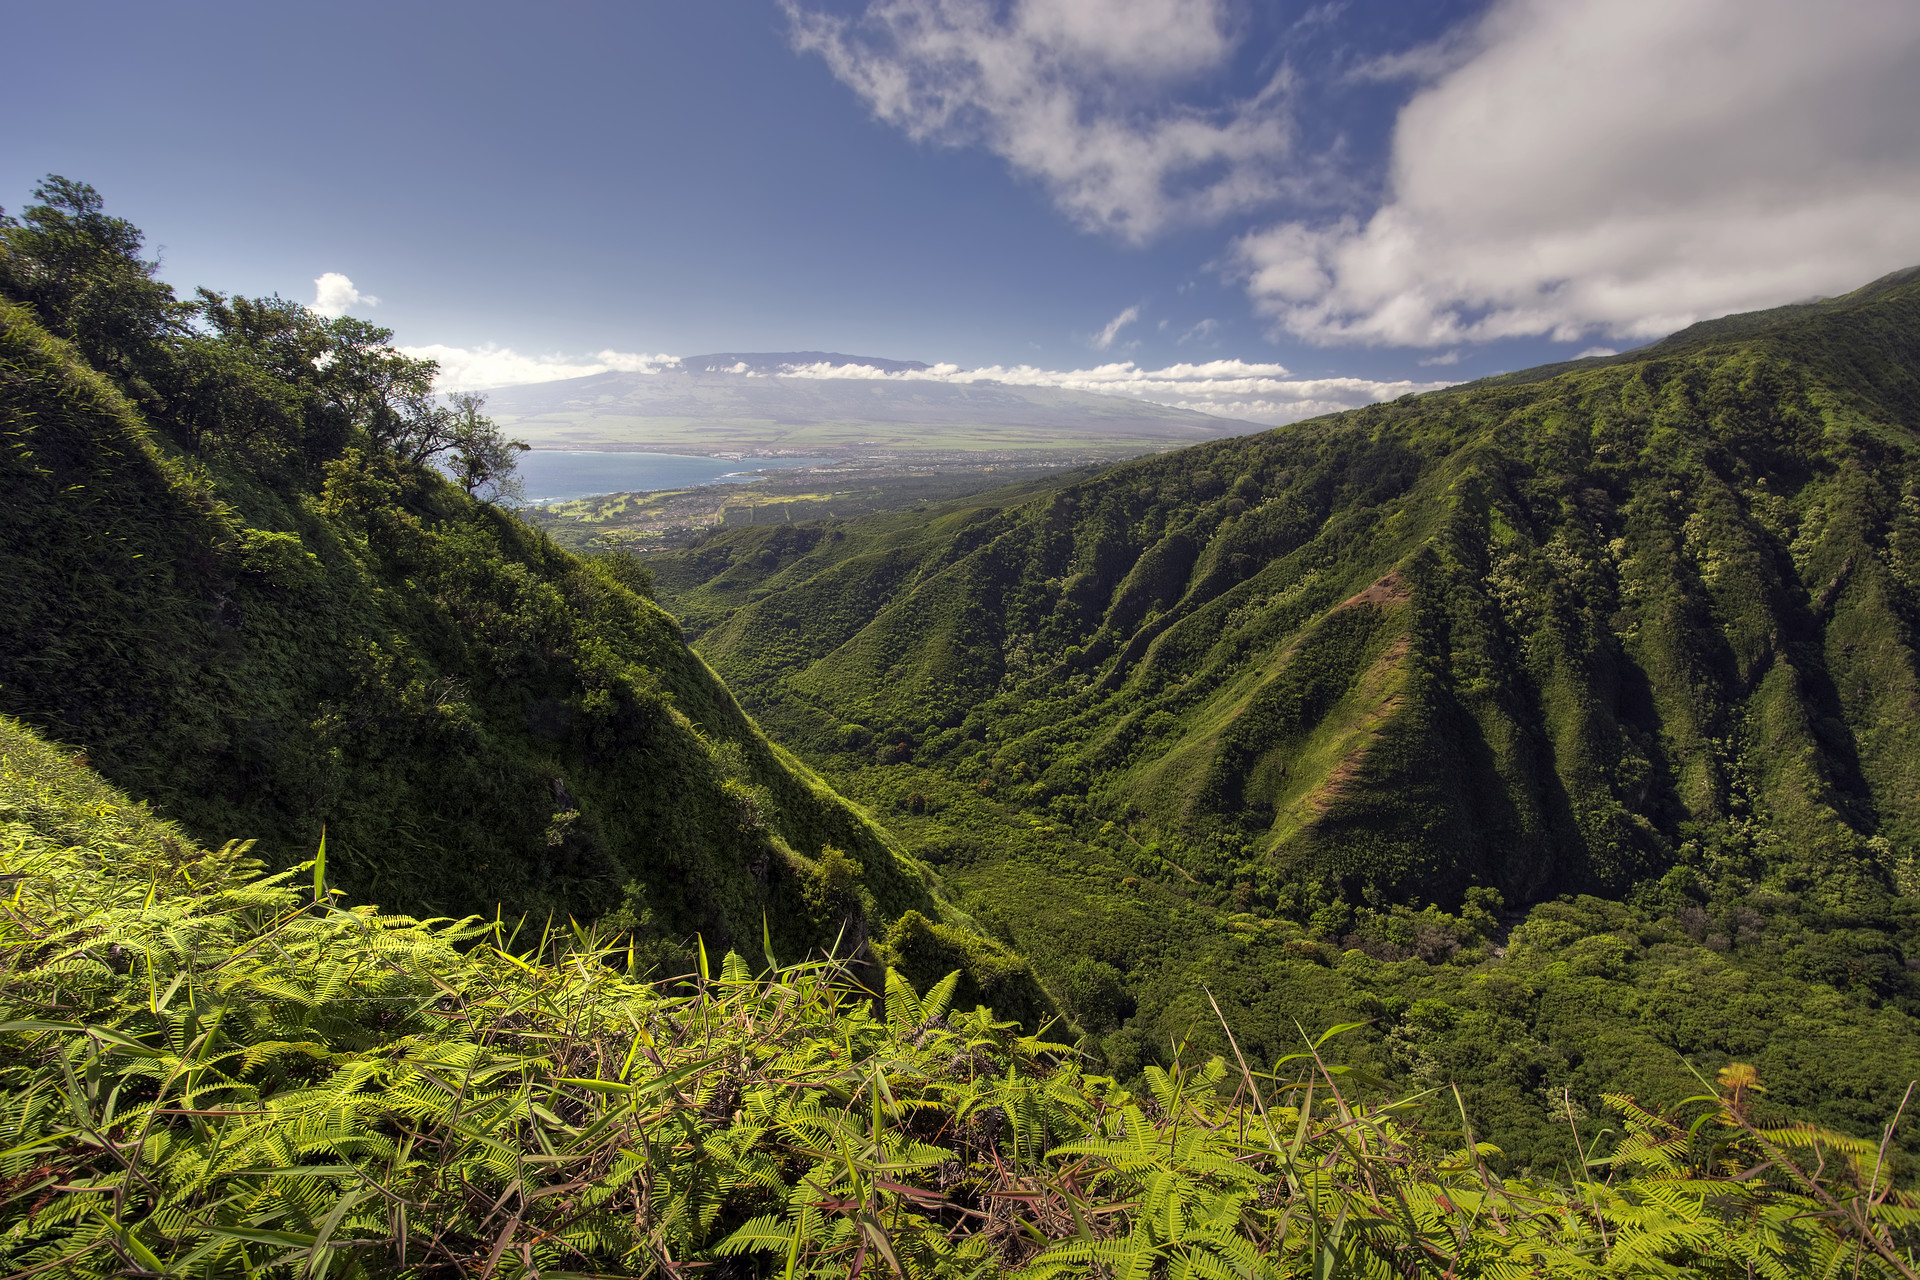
[169,291,339,465]
[171,282,453,470]
[0,175,188,388]
[319,316,452,462]
[177,291,449,472]
[2,179,491,480]
[445,391,529,502]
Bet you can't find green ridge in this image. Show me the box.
[9,177,1920,1249]
[0,180,1037,1011]
[653,268,1920,1166]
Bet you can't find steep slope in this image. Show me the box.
[0,286,1036,1014]
[662,270,1920,913]
[650,270,1920,1163]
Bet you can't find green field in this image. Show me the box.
[526,466,1099,553]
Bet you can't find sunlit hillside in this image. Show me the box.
[653,266,1920,1167]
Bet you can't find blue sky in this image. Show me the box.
[6,0,1919,423]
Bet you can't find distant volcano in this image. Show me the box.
[480,352,1261,455]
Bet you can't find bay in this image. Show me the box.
[513,451,829,505]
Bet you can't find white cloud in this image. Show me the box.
[1240,0,1920,346]
[1417,350,1459,367]
[398,344,680,391]
[1178,318,1219,344]
[310,272,378,319]
[768,355,1444,424]
[1574,347,1617,360]
[1092,304,1140,350]
[781,0,1292,242]
[403,342,1441,425]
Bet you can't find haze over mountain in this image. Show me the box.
[481,350,1262,456]
[684,351,934,375]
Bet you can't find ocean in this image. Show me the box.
[512,451,829,505]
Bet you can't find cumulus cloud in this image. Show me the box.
[768,355,1444,424]
[1092,304,1140,349]
[398,344,680,391]
[781,0,1292,241]
[310,272,378,319]
[1240,0,1920,346]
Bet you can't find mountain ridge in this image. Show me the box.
[1465,264,1920,397]
[10,175,1920,1192]
[658,268,1920,908]
[0,185,1045,1020]
[645,266,1920,1160]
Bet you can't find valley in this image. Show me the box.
[524,458,1104,553]
[648,266,1920,1170]
[5,177,1920,1275]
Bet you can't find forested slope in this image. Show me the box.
[0,178,1034,1007]
[654,268,1920,1166]
[664,270,1920,908]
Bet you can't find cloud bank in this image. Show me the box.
[781,0,1292,242]
[398,344,680,390]
[408,341,1442,426]
[774,355,1445,423]
[1240,0,1920,346]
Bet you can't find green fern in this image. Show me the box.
[1,719,1917,1277]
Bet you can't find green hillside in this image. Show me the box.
[653,269,1920,1166]
[2,709,1915,1278]
[0,179,1033,1009]
[7,176,1920,1272]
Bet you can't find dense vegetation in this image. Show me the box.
[8,173,1920,1273]
[3,712,1918,1278]
[0,177,1029,1000]
[653,268,1920,1168]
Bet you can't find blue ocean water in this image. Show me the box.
[514,452,828,505]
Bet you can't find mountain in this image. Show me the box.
[479,353,1256,455]
[0,199,1037,1015]
[12,184,1920,1271]
[649,267,1920,1164]
[658,269,1920,908]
